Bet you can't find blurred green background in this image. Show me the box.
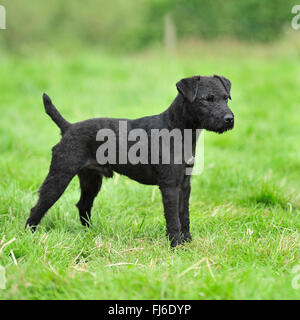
[0,1,300,300]
[0,0,296,53]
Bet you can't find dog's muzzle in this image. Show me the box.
[224,114,234,125]
[215,114,234,133]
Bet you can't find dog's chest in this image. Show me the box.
[112,163,158,185]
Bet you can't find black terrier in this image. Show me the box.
[26,75,234,247]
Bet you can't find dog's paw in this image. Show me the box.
[25,219,37,232]
[182,232,192,243]
[168,233,183,247]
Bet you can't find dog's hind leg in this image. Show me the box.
[25,144,83,230]
[76,169,102,227]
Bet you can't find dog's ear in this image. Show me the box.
[220,76,231,99]
[214,75,232,100]
[176,76,200,103]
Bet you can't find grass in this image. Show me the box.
[0,42,299,299]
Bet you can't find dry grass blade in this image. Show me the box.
[177,257,216,281]
[10,249,18,266]
[0,237,16,254]
[177,258,206,278]
[106,262,144,267]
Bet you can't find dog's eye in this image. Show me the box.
[206,95,214,102]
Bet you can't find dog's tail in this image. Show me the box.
[43,93,71,134]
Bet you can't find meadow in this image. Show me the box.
[0,41,299,299]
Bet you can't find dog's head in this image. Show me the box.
[176,75,234,133]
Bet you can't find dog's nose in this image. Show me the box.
[224,114,234,124]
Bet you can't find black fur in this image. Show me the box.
[25,75,234,247]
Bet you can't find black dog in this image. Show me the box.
[26,75,234,247]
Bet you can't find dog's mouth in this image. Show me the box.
[215,122,234,134]
[204,121,234,134]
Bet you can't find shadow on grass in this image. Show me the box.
[244,181,297,210]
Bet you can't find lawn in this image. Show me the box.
[0,42,299,299]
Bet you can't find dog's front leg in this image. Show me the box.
[160,186,182,247]
[179,175,192,242]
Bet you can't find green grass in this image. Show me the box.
[0,43,299,299]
